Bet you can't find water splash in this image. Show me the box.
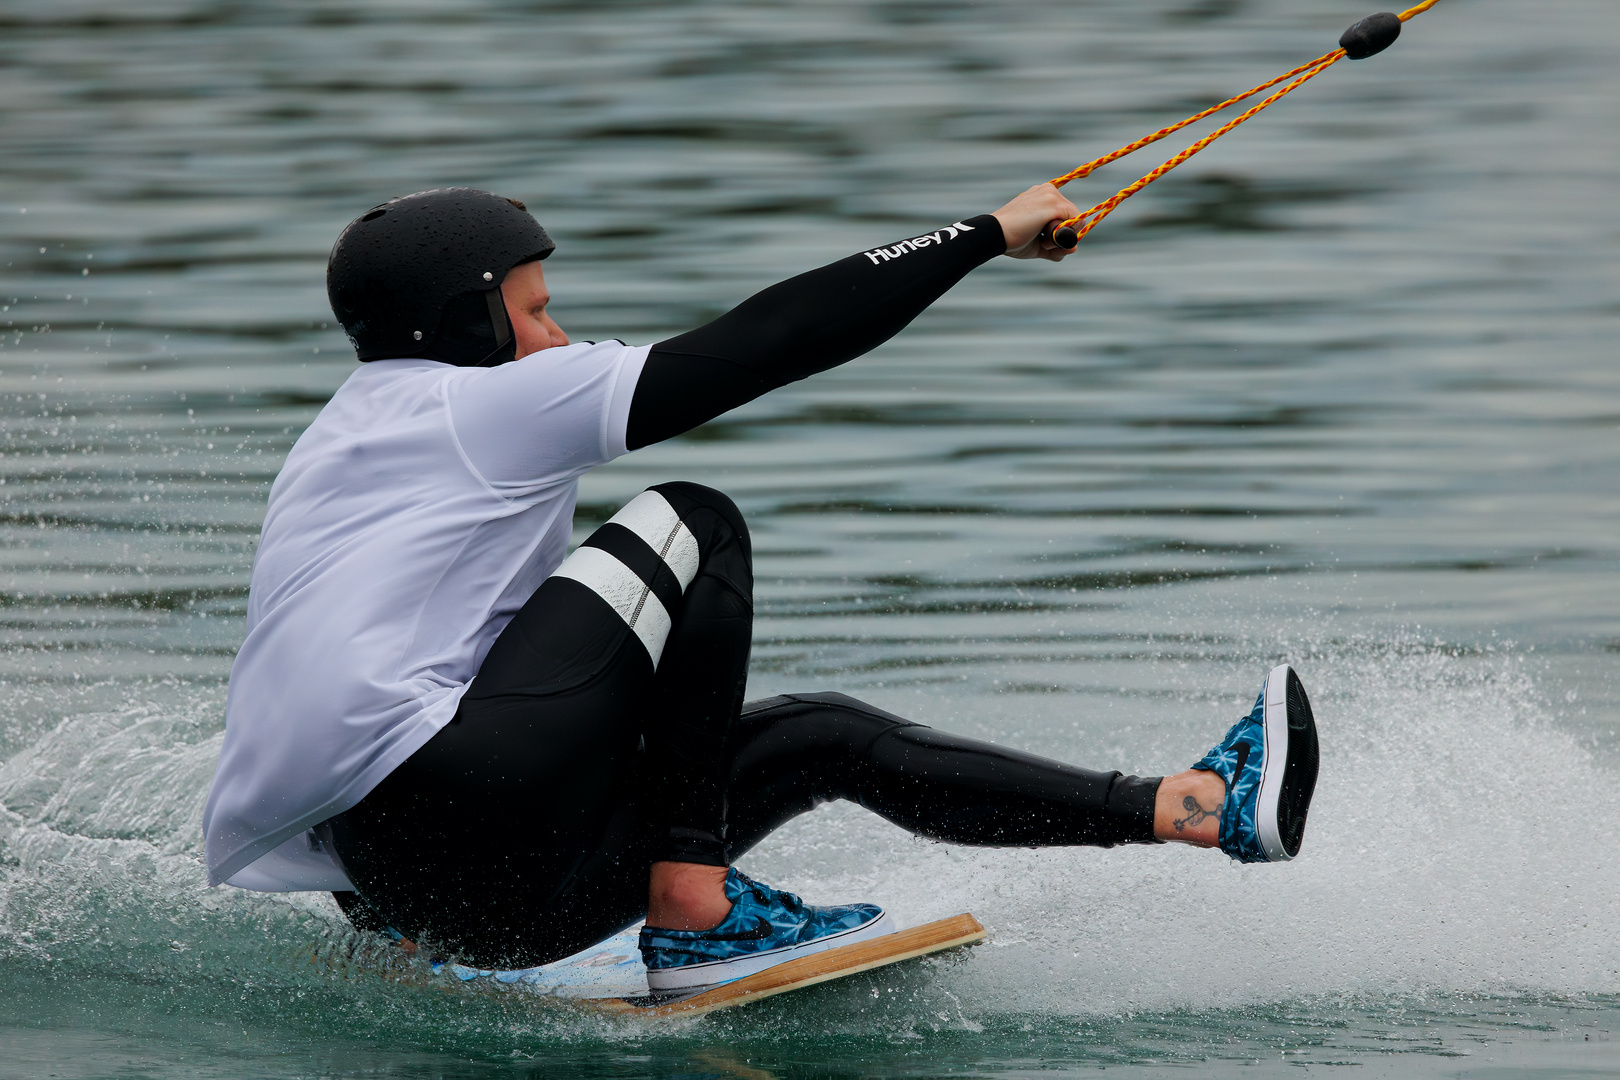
[739,634,1620,1022]
[1,635,1613,1056]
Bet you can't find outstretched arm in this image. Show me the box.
[625,184,1080,449]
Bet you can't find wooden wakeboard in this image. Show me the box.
[599,912,986,1018]
[430,913,986,1017]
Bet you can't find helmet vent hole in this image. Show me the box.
[361,209,387,222]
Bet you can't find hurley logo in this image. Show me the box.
[862,221,976,265]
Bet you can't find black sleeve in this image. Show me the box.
[626,214,1006,450]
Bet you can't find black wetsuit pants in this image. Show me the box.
[328,483,1161,969]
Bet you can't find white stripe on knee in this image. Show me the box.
[551,546,675,666]
[549,490,703,668]
[606,490,700,590]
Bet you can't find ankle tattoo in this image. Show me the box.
[1173,794,1218,833]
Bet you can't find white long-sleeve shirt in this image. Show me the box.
[202,342,648,891]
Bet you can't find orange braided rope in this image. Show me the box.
[1395,0,1445,21]
[1058,56,1344,240]
[1048,0,1446,241]
[1047,49,1343,187]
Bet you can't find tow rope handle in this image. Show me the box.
[1038,0,1445,250]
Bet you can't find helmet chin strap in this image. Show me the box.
[474,287,516,367]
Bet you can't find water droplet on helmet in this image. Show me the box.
[483,271,493,281]
[413,330,423,340]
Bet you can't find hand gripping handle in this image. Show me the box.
[1038,221,1079,250]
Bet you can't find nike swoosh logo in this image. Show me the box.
[1232,742,1251,790]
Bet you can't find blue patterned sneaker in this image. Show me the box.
[638,868,895,992]
[1192,664,1320,863]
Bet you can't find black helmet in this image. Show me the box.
[327,188,554,367]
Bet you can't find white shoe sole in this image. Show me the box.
[645,910,897,992]
[1255,664,1293,862]
[1253,663,1319,862]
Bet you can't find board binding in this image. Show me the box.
[600,912,987,1018]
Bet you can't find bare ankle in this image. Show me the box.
[646,861,732,930]
[1153,769,1226,847]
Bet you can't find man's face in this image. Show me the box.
[500,259,569,359]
